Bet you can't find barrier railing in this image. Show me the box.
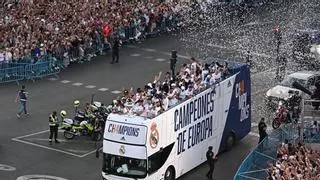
[0,66,25,84]
[25,61,60,82]
[0,56,62,84]
[0,17,182,84]
[235,102,320,180]
[234,124,297,180]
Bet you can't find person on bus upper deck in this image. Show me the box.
[179,86,187,100]
[162,93,169,110]
[190,57,198,74]
[212,69,222,83]
[132,100,144,115]
[202,63,210,81]
[208,73,217,86]
[185,85,194,98]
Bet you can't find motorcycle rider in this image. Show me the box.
[49,111,59,144]
[84,103,95,123]
[287,90,301,122]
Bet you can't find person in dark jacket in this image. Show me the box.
[206,146,218,180]
[258,118,267,143]
[111,37,120,64]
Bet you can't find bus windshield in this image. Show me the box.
[102,153,147,178]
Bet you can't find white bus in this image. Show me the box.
[100,62,251,180]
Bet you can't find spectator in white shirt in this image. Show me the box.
[132,100,144,115]
[185,85,194,98]
[179,86,187,100]
[212,70,221,82]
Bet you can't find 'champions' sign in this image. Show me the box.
[174,88,215,155]
[105,121,147,145]
[108,124,140,137]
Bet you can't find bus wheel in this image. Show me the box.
[226,133,235,151]
[164,166,175,180]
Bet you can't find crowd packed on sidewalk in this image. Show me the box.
[0,0,191,63]
[268,140,320,180]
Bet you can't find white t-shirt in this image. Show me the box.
[191,62,197,73]
[185,89,194,97]
[162,97,169,110]
[209,76,216,85]
[202,69,209,81]
[180,90,186,100]
[212,72,221,81]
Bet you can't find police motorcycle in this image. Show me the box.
[272,91,301,129]
[59,100,103,141]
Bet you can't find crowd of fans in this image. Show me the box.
[0,0,191,63]
[268,140,320,180]
[108,57,230,118]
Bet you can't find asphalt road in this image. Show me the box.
[0,34,277,180]
[1,0,318,179]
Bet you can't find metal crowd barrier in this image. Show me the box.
[25,61,60,82]
[0,58,62,84]
[234,111,320,180]
[234,125,294,180]
[0,17,181,84]
[0,65,25,84]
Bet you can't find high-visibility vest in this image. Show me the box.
[49,115,58,126]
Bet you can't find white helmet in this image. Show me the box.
[60,110,67,117]
[74,100,80,107]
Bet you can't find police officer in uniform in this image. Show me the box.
[49,111,59,144]
[206,146,218,180]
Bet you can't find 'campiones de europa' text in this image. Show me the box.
[174,88,215,155]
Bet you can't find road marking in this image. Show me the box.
[16,175,68,180]
[48,78,58,81]
[85,85,96,89]
[0,164,16,171]
[98,88,109,92]
[13,130,50,139]
[127,45,190,60]
[155,58,166,62]
[142,48,156,52]
[60,80,71,84]
[79,149,98,158]
[111,90,122,94]
[11,138,83,158]
[72,82,83,86]
[25,138,67,143]
[130,53,141,57]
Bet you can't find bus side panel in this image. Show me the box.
[145,74,239,179]
[219,65,252,152]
